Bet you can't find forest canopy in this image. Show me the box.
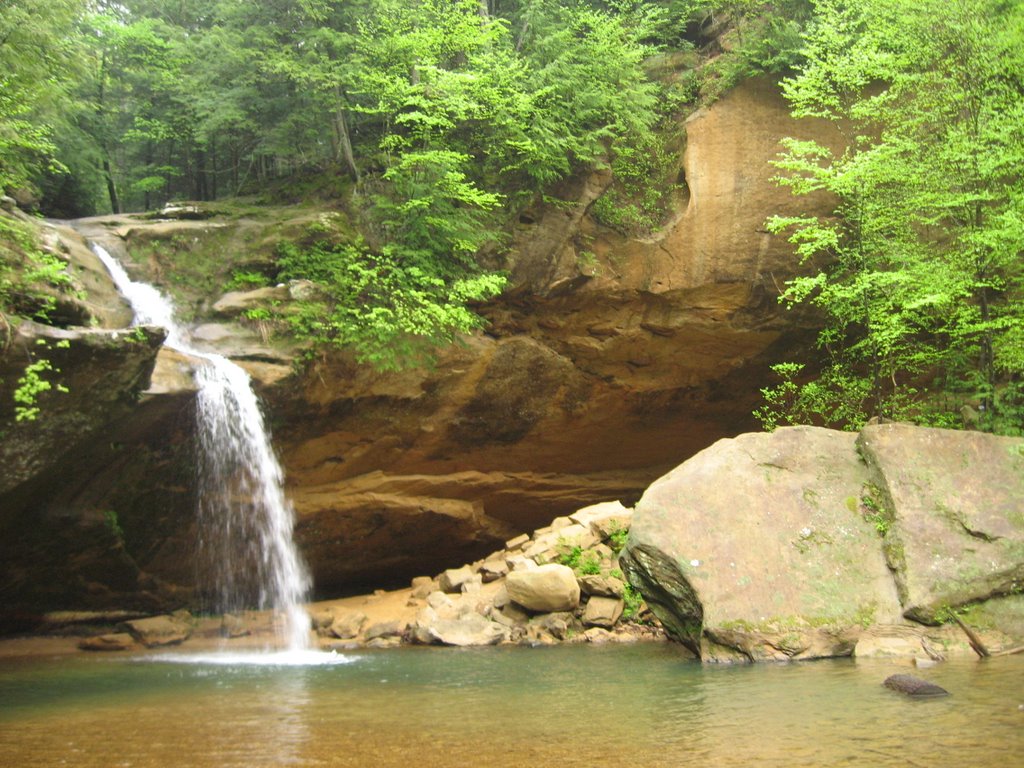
[2,0,1021,429]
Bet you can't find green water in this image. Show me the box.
[1,645,1021,767]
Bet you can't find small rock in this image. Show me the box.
[578,574,626,598]
[410,576,435,599]
[492,584,511,610]
[554,523,600,551]
[582,597,625,628]
[498,603,531,626]
[364,620,406,641]
[479,559,509,583]
[506,555,538,572]
[584,627,614,644]
[505,533,530,551]
[427,591,455,612]
[79,633,135,652]
[439,565,475,593]
[124,615,192,648]
[550,516,573,530]
[330,611,367,640]
[309,610,334,631]
[410,607,439,645]
[220,613,250,638]
[570,501,632,533]
[365,636,402,649]
[529,612,574,640]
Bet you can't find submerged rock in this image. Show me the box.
[883,674,949,698]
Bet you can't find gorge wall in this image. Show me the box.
[0,78,843,619]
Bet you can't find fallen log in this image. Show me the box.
[950,613,989,659]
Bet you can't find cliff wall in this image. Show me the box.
[0,78,844,617]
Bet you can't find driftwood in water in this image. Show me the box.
[883,674,950,697]
[992,645,1024,658]
[950,613,990,658]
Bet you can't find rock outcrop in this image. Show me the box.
[1,76,845,614]
[621,424,1024,662]
[267,77,842,592]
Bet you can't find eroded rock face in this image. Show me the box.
[0,76,844,613]
[268,77,841,592]
[622,425,1024,662]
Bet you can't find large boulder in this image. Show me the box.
[622,425,1024,662]
[621,426,904,661]
[857,424,1024,624]
[506,564,581,613]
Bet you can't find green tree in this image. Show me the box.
[760,0,1024,433]
[0,0,87,195]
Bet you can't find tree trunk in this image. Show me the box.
[96,50,121,214]
[332,92,360,182]
[103,158,121,214]
[210,137,218,200]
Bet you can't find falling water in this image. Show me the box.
[89,241,311,651]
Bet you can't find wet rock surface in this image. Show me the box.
[883,674,950,698]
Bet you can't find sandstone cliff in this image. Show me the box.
[0,77,844,618]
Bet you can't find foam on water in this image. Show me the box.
[144,650,357,667]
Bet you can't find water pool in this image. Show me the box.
[1,644,1021,767]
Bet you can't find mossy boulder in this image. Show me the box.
[622,425,1024,662]
[621,426,902,661]
[857,424,1024,624]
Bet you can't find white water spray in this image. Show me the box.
[90,241,311,651]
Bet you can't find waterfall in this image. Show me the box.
[90,241,311,651]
